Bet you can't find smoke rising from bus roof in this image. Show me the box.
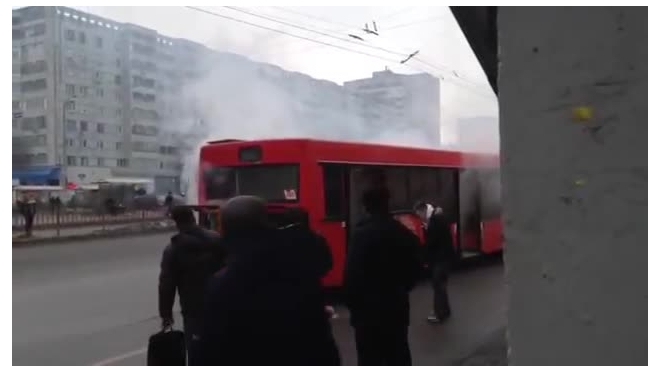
[167,52,499,202]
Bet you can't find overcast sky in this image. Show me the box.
[70,6,498,145]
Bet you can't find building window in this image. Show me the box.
[66,84,75,96]
[20,79,47,93]
[98,141,104,149]
[115,75,122,85]
[67,139,74,147]
[80,121,88,132]
[116,142,123,150]
[64,100,75,111]
[82,140,87,148]
[116,58,121,67]
[78,31,86,44]
[95,37,103,48]
[67,156,77,166]
[65,29,75,41]
[96,87,104,97]
[26,23,46,37]
[116,109,122,117]
[12,100,21,111]
[79,85,89,96]
[117,158,128,167]
[97,123,105,133]
[115,92,122,102]
[20,116,46,131]
[19,60,48,75]
[66,120,77,132]
[97,157,105,166]
[25,97,46,110]
[80,157,89,166]
[13,29,25,40]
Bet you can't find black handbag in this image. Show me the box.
[147,328,186,366]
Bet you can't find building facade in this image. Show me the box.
[11,6,201,191]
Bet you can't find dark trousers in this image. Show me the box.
[24,213,35,236]
[353,324,411,366]
[183,317,201,366]
[432,263,451,318]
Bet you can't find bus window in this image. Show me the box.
[409,167,439,206]
[437,169,459,223]
[348,166,374,226]
[322,164,345,220]
[382,167,409,211]
[203,165,299,203]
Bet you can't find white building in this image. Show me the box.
[344,69,442,146]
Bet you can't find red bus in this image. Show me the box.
[198,138,502,289]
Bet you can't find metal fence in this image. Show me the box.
[12,207,170,231]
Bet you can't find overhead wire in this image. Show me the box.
[184,6,494,100]
[223,6,412,59]
[260,7,490,93]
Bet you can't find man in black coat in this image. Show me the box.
[198,196,340,365]
[158,206,226,365]
[414,202,456,324]
[344,187,422,366]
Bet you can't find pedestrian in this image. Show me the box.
[158,206,226,366]
[18,193,38,237]
[344,187,422,366]
[198,196,340,365]
[414,201,457,324]
[278,207,341,361]
[164,191,174,217]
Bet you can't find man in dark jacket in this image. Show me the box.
[158,206,225,365]
[344,187,422,366]
[414,202,456,324]
[199,196,340,365]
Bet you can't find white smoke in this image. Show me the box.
[166,52,444,203]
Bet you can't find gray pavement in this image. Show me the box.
[13,233,506,366]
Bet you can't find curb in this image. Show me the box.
[12,226,177,247]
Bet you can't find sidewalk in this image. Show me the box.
[454,327,508,366]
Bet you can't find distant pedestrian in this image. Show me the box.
[344,187,422,366]
[158,206,226,365]
[164,191,174,217]
[17,193,37,237]
[414,201,456,324]
[199,196,340,365]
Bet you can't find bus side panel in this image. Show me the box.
[481,219,503,254]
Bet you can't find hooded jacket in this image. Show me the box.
[198,227,340,365]
[344,213,422,327]
[158,226,225,320]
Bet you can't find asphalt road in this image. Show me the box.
[13,233,506,366]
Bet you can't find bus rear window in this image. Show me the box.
[203,165,299,203]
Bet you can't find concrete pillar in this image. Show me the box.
[499,7,647,365]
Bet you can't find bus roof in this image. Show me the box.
[202,138,499,168]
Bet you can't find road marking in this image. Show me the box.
[91,347,147,366]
